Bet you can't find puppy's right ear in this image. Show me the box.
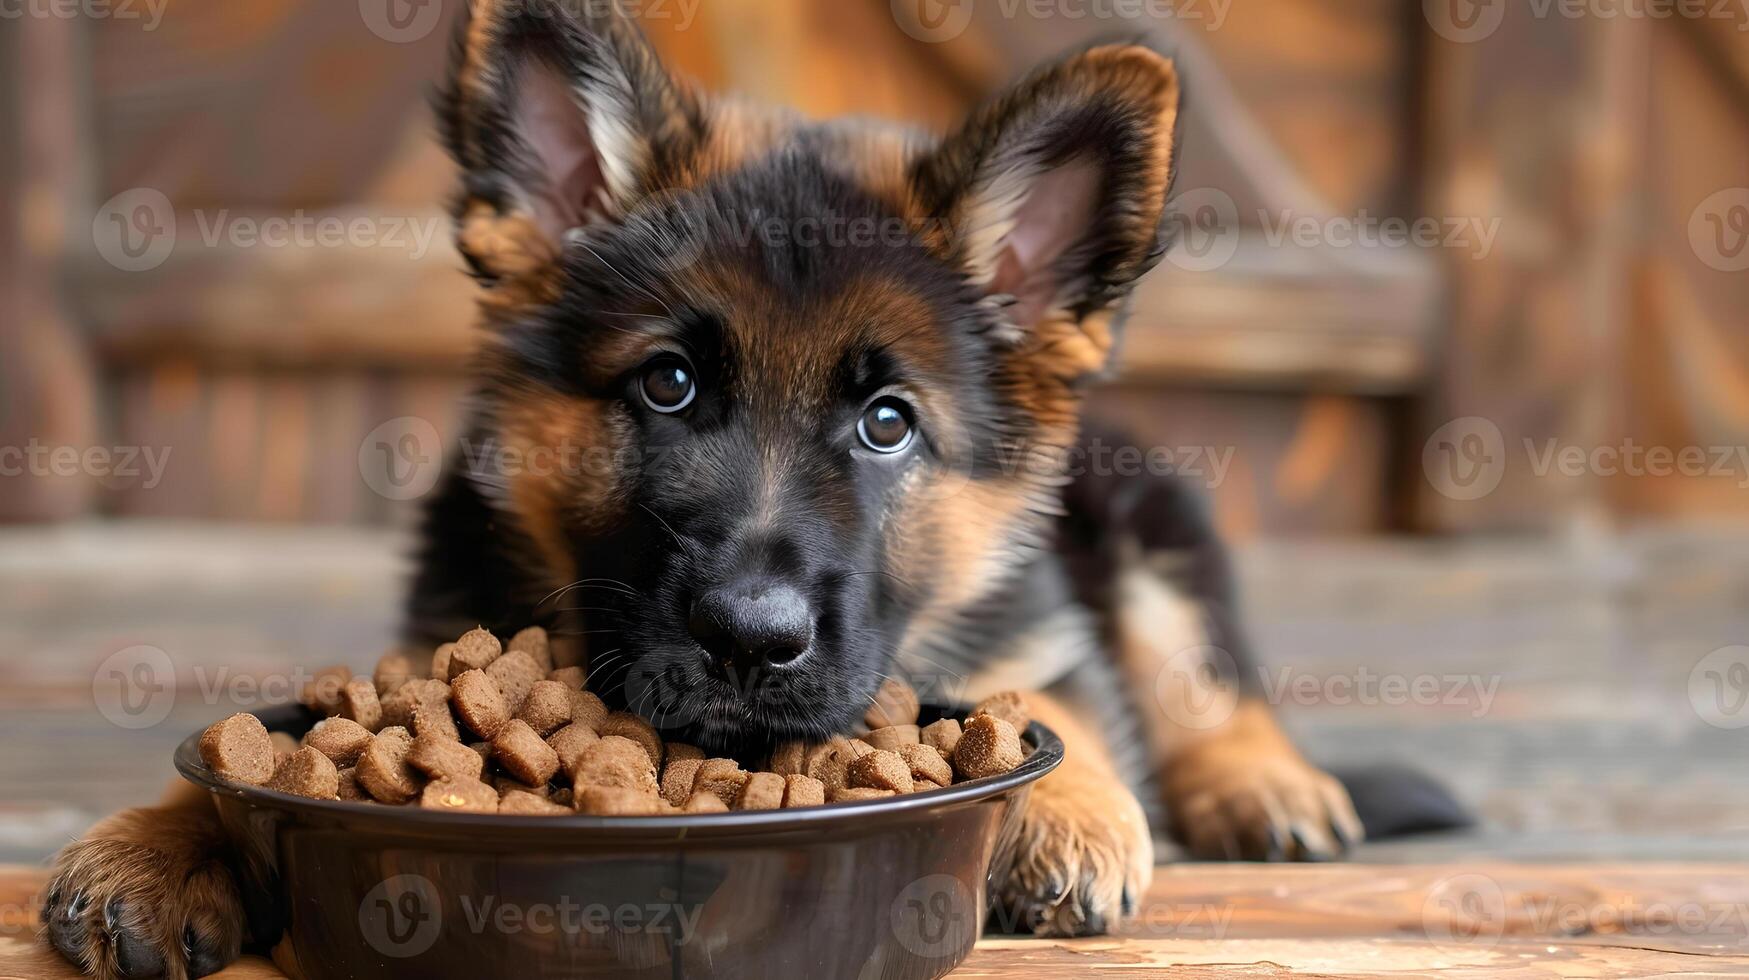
[439,0,702,295]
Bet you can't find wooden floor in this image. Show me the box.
[5,863,1747,977]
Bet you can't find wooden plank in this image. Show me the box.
[4,864,1747,977]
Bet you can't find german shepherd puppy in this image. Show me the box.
[43,4,1457,977]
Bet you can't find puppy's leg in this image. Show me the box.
[42,782,244,980]
[993,692,1153,937]
[1064,458,1362,861]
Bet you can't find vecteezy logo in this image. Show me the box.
[1421,873,1507,949]
[891,0,975,43]
[358,416,444,501]
[358,875,442,958]
[1422,417,1506,501]
[1690,646,1749,730]
[1424,0,1505,43]
[93,188,176,272]
[1163,188,1240,272]
[1154,645,1239,731]
[891,874,977,959]
[92,645,176,730]
[359,0,444,43]
[1689,189,1749,273]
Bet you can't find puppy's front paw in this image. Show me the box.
[1165,734,1363,862]
[41,807,244,979]
[994,767,1153,937]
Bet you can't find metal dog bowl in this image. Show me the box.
[175,703,1062,980]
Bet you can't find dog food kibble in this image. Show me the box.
[491,719,561,786]
[338,677,383,732]
[268,746,340,800]
[422,777,499,814]
[203,632,1035,817]
[304,717,374,766]
[451,669,510,738]
[866,725,920,752]
[200,713,276,785]
[782,774,826,808]
[507,626,553,673]
[847,749,914,794]
[920,718,962,757]
[408,730,486,782]
[952,714,1024,780]
[516,680,573,736]
[865,677,921,729]
[735,772,785,810]
[355,726,421,803]
[971,691,1030,733]
[449,628,502,679]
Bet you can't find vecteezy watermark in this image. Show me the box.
[1258,208,1502,261]
[1426,0,1749,43]
[93,188,445,273]
[891,875,979,959]
[892,0,1229,43]
[1155,650,1503,729]
[359,876,445,958]
[359,417,445,502]
[1164,188,1242,272]
[359,0,702,44]
[995,438,1236,489]
[0,440,172,491]
[92,645,177,730]
[1423,420,1749,500]
[1422,872,1749,950]
[1691,646,1749,730]
[1690,188,1749,273]
[1422,417,1507,502]
[0,0,168,29]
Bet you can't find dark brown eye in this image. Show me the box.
[639,359,696,413]
[858,398,914,454]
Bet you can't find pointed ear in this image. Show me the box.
[439,0,702,289]
[911,44,1181,359]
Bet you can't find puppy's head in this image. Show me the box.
[441,1,1180,752]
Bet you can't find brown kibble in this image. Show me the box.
[485,650,543,714]
[575,785,664,815]
[666,743,705,765]
[499,790,570,815]
[338,677,383,732]
[373,653,417,697]
[412,695,461,741]
[550,787,573,808]
[493,774,547,797]
[952,713,1024,780]
[516,680,573,736]
[408,730,486,782]
[899,742,952,787]
[451,669,510,739]
[767,741,807,776]
[781,774,825,808]
[421,777,499,813]
[847,749,914,793]
[681,791,728,813]
[971,691,1030,733]
[199,713,275,786]
[546,723,601,773]
[661,757,704,807]
[694,759,748,807]
[866,725,920,752]
[304,717,374,766]
[830,787,896,803]
[268,746,340,800]
[299,665,353,716]
[270,731,299,767]
[355,727,421,803]
[920,718,962,757]
[864,677,919,728]
[431,643,456,682]
[598,712,662,770]
[805,745,851,797]
[449,628,502,679]
[548,666,586,689]
[337,767,367,801]
[569,690,609,732]
[507,626,553,672]
[381,678,446,730]
[735,772,785,810]
[569,735,659,795]
[492,719,561,786]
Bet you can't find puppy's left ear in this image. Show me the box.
[912,44,1181,376]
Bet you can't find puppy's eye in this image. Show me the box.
[639,358,696,413]
[857,398,914,454]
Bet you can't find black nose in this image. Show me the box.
[688,579,815,675]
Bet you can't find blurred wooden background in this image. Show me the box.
[3,0,1746,537]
